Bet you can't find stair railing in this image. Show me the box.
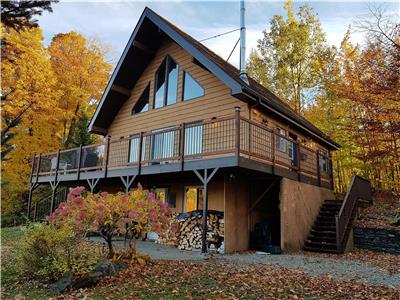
[335,175,372,252]
[32,187,68,222]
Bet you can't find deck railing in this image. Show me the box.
[31,110,332,185]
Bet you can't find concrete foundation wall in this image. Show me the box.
[280,178,334,251]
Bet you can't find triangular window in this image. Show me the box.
[131,84,150,115]
[182,71,205,101]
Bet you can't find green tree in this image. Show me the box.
[68,109,97,147]
[247,0,327,113]
[1,0,57,30]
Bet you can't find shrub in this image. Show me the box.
[1,213,26,228]
[14,223,103,282]
[49,186,178,257]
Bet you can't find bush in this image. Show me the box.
[49,186,178,257]
[1,213,26,228]
[14,223,103,282]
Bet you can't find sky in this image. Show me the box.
[36,0,399,68]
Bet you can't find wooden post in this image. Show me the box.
[54,150,61,183]
[77,145,83,180]
[235,106,241,159]
[27,154,36,219]
[202,170,209,253]
[138,132,143,175]
[35,153,42,182]
[316,150,321,186]
[194,168,219,254]
[104,136,111,178]
[50,150,61,214]
[179,123,185,171]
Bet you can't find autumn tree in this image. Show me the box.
[247,0,327,114]
[1,26,61,214]
[48,32,112,148]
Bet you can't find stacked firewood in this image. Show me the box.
[157,210,224,251]
[177,212,224,251]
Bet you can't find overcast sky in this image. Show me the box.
[36,0,399,68]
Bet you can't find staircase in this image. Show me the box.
[304,175,372,253]
[304,200,343,253]
[31,187,68,222]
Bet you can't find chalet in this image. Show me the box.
[27,7,371,254]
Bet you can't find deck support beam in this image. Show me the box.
[49,180,60,214]
[194,168,219,253]
[87,178,100,193]
[120,175,136,194]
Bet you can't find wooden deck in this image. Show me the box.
[30,111,333,188]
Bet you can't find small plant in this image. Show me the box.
[49,186,178,258]
[14,223,103,282]
[385,214,400,226]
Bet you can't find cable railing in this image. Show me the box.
[30,110,333,186]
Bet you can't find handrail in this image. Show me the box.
[335,174,372,252]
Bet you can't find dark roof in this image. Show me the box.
[89,7,339,150]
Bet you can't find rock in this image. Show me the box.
[72,272,102,289]
[49,272,73,294]
[113,260,128,272]
[94,259,117,276]
[354,227,400,254]
[94,259,128,276]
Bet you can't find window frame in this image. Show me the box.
[182,70,205,102]
[276,127,287,153]
[183,186,204,213]
[131,83,150,115]
[153,55,179,109]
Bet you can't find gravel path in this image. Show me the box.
[88,237,400,288]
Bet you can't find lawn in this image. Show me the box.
[1,226,399,300]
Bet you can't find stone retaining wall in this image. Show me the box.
[354,227,400,254]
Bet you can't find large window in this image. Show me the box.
[154,56,179,109]
[131,83,150,115]
[182,71,205,101]
[184,187,204,212]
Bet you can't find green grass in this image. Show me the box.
[1,225,25,241]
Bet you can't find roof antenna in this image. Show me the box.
[239,0,249,85]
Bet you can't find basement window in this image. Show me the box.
[182,71,205,101]
[154,56,179,109]
[131,84,150,115]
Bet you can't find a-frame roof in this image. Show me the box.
[89,7,339,150]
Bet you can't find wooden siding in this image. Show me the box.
[107,39,248,137]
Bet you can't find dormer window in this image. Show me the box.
[154,56,179,109]
[182,71,204,101]
[131,83,150,115]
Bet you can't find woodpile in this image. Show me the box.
[157,210,224,251]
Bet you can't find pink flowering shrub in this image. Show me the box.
[49,186,177,257]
